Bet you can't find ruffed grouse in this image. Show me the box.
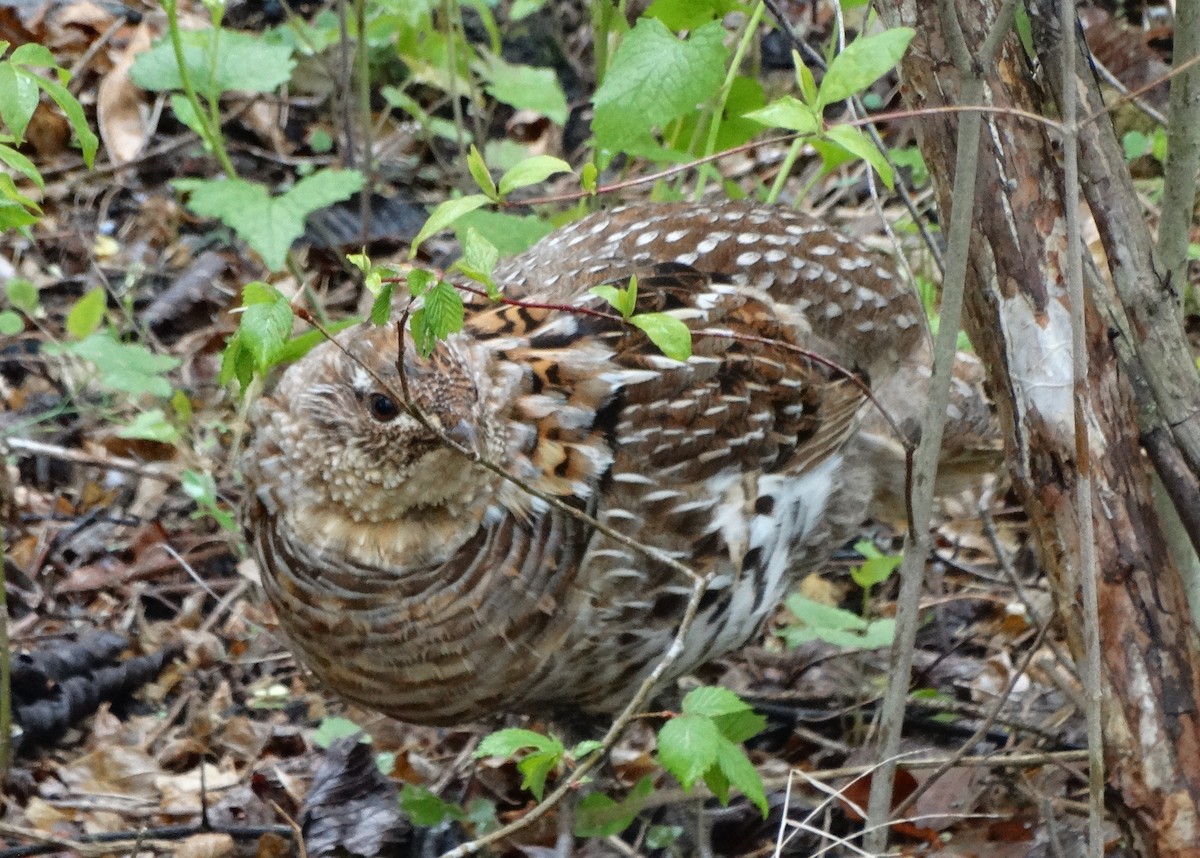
[244,202,984,726]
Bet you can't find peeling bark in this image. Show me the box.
[875,3,1200,855]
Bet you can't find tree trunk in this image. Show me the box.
[875,2,1200,854]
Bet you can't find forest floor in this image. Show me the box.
[1,1,1186,856]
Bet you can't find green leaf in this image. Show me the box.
[712,708,767,745]
[271,318,359,367]
[591,281,637,319]
[56,333,179,398]
[467,144,498,200]
[481,56,568,125]
[497,156,573,197]
[454,209,553,256]
[851,551,901,589]
[592,19,727,152]
[169,93,207,141]
[401,785,465,827]
[0,141,43,189]
[581,162,598,194]
[818,28,915,109]
[518,749,560,801]
[370,282,395,325]
[0,310,22,335]
[131,28,295,99]
[745,96,820,135]
[410,194,490,255]
[629,312,692,360]
[452,227,500,296]
[657,715,720,790]
[177,171,363,270]
[644,0,735,30]
[180,468,236,531]
[475,728,562,758]
[9,43,56,66]
[575,777,653,838]
[572,740,603,759]
[715,737,767,816]
[239,282,294,368]
[795,50,817,104]
[31,71,98,166]
[312,716,365,748]
[681,686,751,719]
[66,287,107,339]
[781,595,896,650]
[410,280,464,356]
[116,409,180,443]
[822,124,895,188]
[407,268,436,297]
[0,64,39,141]
[5,277,38,312]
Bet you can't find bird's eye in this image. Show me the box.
[368,393,400,422]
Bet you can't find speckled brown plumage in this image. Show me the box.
[243,201,988,726]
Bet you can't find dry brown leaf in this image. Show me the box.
[173,833,237,858]
[97,22,153,164]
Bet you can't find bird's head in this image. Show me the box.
[250,322,497,524]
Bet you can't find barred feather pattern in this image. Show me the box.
[244,202,959,725]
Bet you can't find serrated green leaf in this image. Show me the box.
[481,56,568,125]
[629,312,692,360]
[410,194,490,255]
[818,28,914,109]
[702,755,730,803]
[497,155,573,196]
[475,728,562,758]
[458,226,499,280]
[131,28,295,99]
[0,310,22,335]
[593,19,727,152]
[407,268,436,297]
[712,708,767,744]
[116,409,180,443]
[5,277,38,312]
[745,96,820,135]
[658,715,720,790]
[177,171,363,270]
[467,144,499,200]
[715,737,767,816]
[518,749,560,801]
[312,716,365,748]
[682,686,751,719]
[66,288,107,339]
[235,282,294,371]
[409,280,464,356]
[370,282,395,325]
[823,124,895,188]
